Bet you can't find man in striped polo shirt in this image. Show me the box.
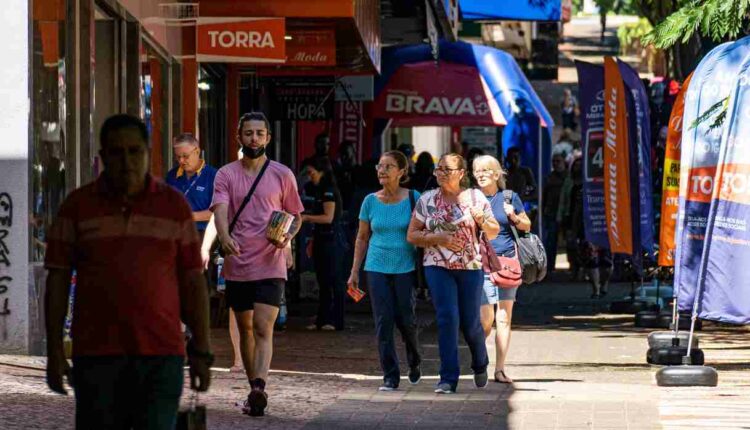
[44,114,212,429]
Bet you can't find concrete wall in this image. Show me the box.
[412,126,450,159]
[0,0,30,354]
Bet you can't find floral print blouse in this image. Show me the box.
[413,188,495,270]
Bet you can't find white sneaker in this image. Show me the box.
[320,324,336,331]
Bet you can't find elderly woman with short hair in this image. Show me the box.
[472,155,531,384]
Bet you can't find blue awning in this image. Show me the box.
[459,0,561,22]
[377,40,554,131]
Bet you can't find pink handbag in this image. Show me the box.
[479,234,522,289]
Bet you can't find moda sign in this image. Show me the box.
[286,29,336,67]
[197,18,285,63]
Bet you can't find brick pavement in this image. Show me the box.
[1,279,750,429]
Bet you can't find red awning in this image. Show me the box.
[373,61,505,127]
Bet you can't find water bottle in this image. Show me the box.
[276,291,287,330]
[216,257,226,293]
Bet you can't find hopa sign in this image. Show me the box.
[197,18,286,63]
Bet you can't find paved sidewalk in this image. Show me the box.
[3,276,750,429]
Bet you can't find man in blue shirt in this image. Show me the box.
[165,133,218,235]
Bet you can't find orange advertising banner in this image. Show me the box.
[196,18,286,63]
[603,57,633,254]
[658,74,692,266]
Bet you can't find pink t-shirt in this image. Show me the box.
[211,160,304,281]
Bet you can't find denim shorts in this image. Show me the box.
[480,274,518,304]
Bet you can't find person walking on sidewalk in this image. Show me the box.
[166,133,217,236]
[302,156,347,331]
[348,151,423,392]
[212,112,304,417]
[44,114,212,429]
[407,153,500,394]
[472,155,532,384]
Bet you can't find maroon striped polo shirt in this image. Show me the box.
[45,175,202,357]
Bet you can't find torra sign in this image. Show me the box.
[197,18,286,63]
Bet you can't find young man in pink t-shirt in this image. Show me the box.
[211,112,304,417]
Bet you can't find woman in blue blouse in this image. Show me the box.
[472,155,532,384]
[348,151,422,392]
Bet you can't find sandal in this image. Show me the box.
[494,369,513,384]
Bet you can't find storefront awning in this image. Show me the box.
[375,40,554,131]
[459,0,561,22]
[374,61,506,127]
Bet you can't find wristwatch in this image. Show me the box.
[186,341,215,367]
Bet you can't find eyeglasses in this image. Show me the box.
[472,169,495,177]
[174,148,199,161]
[434,167,462,175]
[375,163,399,171]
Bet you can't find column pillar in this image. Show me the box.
[0,0,31,354]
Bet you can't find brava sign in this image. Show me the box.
[374,61,503,126]
[197,18,285,63]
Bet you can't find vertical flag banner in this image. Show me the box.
[603,57,633,255]
[618,59,654,258]
[694,52,750,324]
[658,74,692,267]
[575,61,609,249]
[676,37,750,311]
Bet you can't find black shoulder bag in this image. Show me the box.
[215,159,271,258]
[503,190,547,284]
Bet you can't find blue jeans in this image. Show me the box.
[72,355,184,430]
[366,271,421,385]
[424,267,489,389]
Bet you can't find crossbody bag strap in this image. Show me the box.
[229,158,271,234]
[503,190,521,260]
[503,190,521,241]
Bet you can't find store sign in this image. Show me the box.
[286,29,336,66]
[196,18,285,63]
[374,62,504,126]
[270,78,335,121]
[335,75,374,101]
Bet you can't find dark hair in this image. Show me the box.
[100,114,149,148]
[415,152,434,176]
[382,150,410,184]
[237,112,271,136]
[507,147,521,156]
[305,156,334,177]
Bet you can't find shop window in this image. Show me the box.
[198,65,227,167]
[31,0,67,263]
[141,41,171,177]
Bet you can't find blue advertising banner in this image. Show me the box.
[694,53,750,324]
[618,60,654,259]
[676,37,750,312]
[575,60,609,249]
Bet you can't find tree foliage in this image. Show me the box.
[642,0,750,48]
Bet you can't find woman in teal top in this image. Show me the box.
[348,151,422,392]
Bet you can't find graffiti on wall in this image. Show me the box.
[0,192,13,340]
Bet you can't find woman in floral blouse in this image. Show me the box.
[407,153,500,394]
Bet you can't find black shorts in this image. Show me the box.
[225,279,285,311]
